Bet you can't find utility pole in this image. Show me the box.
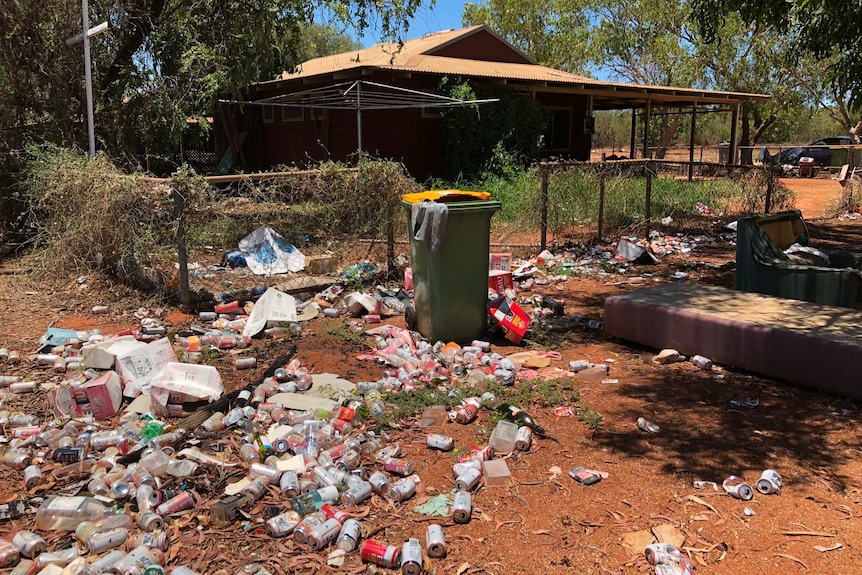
[66,0,108,158]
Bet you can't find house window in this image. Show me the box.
[543,108,572,151]
[262,105,274,124]
[281,106,304,122]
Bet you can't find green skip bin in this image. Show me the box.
[403,191,502,343]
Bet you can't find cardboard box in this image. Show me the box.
[489,270,514,295]
[489,252,512,271]
[114,338,177,397]
[150,363,223,418]
[304,254,338,275]
[49,371,123,421]
[81,335,139,370]
[488,296,531,344]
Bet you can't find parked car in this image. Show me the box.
[769,136,853,167]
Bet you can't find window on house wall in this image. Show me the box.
[543,108,572,151]
[262,105,274,123]
[281,106,304,122]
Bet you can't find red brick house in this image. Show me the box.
[225,25,767,179]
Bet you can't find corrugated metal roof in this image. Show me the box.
[253,25,769,103]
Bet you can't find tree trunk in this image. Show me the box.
[653,109,679,160]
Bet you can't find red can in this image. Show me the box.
[332,406,355,422]
[361,539,401,568]
[383,458,414,477]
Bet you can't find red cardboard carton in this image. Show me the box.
[488,296,531,344]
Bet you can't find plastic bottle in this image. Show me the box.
[34,496,116,530]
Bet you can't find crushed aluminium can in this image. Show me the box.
[0,538,20,567]
[265,510,301,538]
[426,434,454,451]
[336,519,361,552]
[645,543,682,565]
[307,518,341,551]
[12,531,46,558]
[722,475,753,500]
[756,469,782,494]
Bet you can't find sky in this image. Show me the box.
[349,1,469,47]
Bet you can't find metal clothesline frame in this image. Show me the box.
[220,80,498,152]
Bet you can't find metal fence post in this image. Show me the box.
[644,161,653,239]
[597,170,606,241]
[540,163,549,251]
[765,165,774,213]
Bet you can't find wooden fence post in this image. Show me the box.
[171,185,191,309]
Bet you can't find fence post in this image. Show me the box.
[765,165,774,213]
[387,194,397,279]
[597,171,606,241]
[540,163,549,251]
[171,185,191,309]
[644,161,653,239]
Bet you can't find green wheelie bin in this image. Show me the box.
[403,190,501,343]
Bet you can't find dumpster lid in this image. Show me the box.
[402,190,491,203]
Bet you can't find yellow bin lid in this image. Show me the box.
[402,189,491,203]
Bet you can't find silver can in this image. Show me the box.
[294,512,326,545]
[368,471,390,494]
[249,462,281,483]
[0,538,19,567]
[12,531,46,558]
[279,471,300,496]
[387,478,416,502]
[645,543,682,565]
[87,527,128,553]
[454,467,481,491]
[341,480,373,506]
[90,549,126,573]
[400,538,423,575]
[138,512,164,531]
[426,434,454,451]
[24,464,44,488]
[336,518,361,552]
[756,469,782,494]
[515,426,533,451]
[452,491,472,524]
[265,511,301,538]
[426,524,446,558]
[722,475,753,500]
[307,518,341,551]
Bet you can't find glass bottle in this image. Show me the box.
[497,403,547,436]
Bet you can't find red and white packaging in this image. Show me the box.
[488,270,514,295]
[489,253,512,271]
[487,296,531,344]
[49,371,123,421]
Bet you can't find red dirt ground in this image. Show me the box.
[0,184,860,575]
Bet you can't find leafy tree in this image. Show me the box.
[462,0,591,73]
[690,0,862,113]
[0,0,424,163]
[437,78,548,180]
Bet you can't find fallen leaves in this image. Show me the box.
[774,553,808,569]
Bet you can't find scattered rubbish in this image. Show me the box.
[568,466,603,485]
[730,397,760,409]
[722,475,754,500]
[756,469,782,494]
[637,417,660,433]
[692,481,718,491]
[487,296,531,344]
[743,507,755,516]
[614,238,659,264]
[412,495,452,517]
[653,349,683,364]
[691,354,713,370]
[241,287,297,338]
[645,542,694,575]
[238,225,306,275]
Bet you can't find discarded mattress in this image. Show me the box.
[604,283,862,399]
